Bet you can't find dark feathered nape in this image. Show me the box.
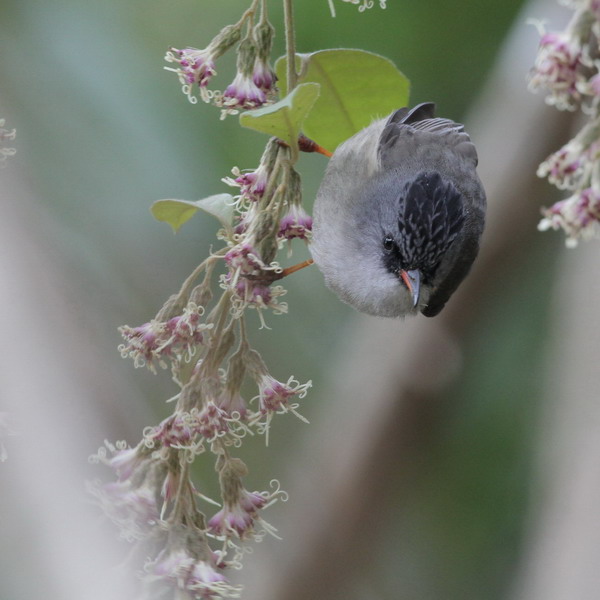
[397,171,464,273]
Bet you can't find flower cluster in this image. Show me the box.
[98,131,313,597]
[278,204,313,248]
[89,441,162,542]
[208,458,286,542]
[539,184,600,245]
[164,46,219,104]
[145,523,242,599]
[96,2,325,598]
[165,3,277,117]
[218,138,315,323]
[530,0,600,244]
[91,366,303,592]
[118,303,212,373]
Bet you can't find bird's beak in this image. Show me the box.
[400,269,420,307]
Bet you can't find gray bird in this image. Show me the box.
[310,102,486,318]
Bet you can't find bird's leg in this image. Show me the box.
[276,135,332,158]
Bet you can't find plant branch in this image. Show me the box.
[283,0,298,92]
[239,0,262,27]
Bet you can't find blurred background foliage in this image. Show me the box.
[0,0,568,598]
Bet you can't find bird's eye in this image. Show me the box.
[383,236,395,252]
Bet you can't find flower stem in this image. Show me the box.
[260,0,268,21]
[170,451,192,522]
[238,0,262,27]
[283,0,298,92]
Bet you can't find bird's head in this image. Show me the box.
[357,170,465,311]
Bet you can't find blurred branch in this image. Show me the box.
[0,162,145,598]
[511,235,600,600]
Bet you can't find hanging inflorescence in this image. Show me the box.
[90,2,317,598]
[529,0,600,245]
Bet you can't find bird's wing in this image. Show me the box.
[378,102,478,171]
[420,223,483,317]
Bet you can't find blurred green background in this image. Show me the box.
[0,0,568,599]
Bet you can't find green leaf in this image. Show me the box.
[239,82,320,148]
[275,49,410,152]
[151,194,234,233]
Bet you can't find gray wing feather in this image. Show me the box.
[378,102,476,171]
[411,118,464,133]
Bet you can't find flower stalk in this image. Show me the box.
[284,0,298,92]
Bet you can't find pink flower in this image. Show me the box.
[233,210,253,235]
[107,446,144,481]
[223,139,278,208]
[236,170,268,199]
[278,204,313,241]
[145,413,197,449]
[152,548,195,582]
[233,278,273,307]
[90,441,163,540]
[537,140,586,190]
[218,388,248,420]
[93,440,148,481]
[589,0,600,22]
[226,276,288,324]
[119,303,211,372]
[223,165,269,204]
[252,19,277,96]
[537,118,600,190]
[587,72,600,97]
[90,477,160,542]
[150,548,240,599]
[252,58,277,95]
[224,243,264,277]
[165,47,217,104]
[539,185,600,245]
[529,31,587,110]
[223,169,269,220]
[255,374,311,415]
[219,72,268,117]
[251,375,311,441]
[196,400,230,442]
[187,559,232,595]
[208,490,267,538]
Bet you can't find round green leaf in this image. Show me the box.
[239,82,320,148]
[151,194,234,232]
[275,49,410,152]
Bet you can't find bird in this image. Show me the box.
[310,102,486,318]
